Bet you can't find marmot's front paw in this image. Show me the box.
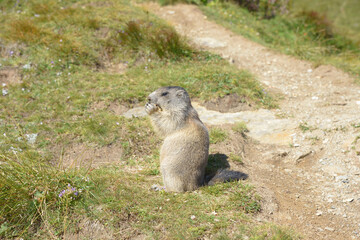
[145,102,159,115]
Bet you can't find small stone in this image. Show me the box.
[343,198,354,203]
[324,227,334,232]
[307,69,313,73]
[190,215,196,220]
[293,143,300,147]
[167,11,175,14]
[316,210,323,216]
[151,184,160,191]
[312,96,319,100]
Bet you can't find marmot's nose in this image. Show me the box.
[147,96,152,103]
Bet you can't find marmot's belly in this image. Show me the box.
[160,134,208,192]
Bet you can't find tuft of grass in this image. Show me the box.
[299,122,315,132]
[229,153,244,165]
[0,153,93,238]
[232,121,249,134]
[209,127,228,144]
[117,20,193,59]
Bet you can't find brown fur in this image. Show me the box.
[145,86,209,192]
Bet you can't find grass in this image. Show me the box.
[291,0,360,44]
[232,121,249,134]
[0,0,290,239]
[209,127,228,144]
[195,0,360,79]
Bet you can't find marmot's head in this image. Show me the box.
[146,86,191,116]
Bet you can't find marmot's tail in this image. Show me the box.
[206,169,248,186]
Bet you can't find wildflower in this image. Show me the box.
[23,63,31,70]
[59,190,66,198]
[2,89,8,96]
[25,133,38,144]
[74,192,78,196]
[10,51,14,56]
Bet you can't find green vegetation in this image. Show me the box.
[299,122,316,132]
[209,127,228,144]
[195,0,360,79]
[0,0,286,239]
[229,153,244,165]
[232,121,249,134]
[292,0,360,44]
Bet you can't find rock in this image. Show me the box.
[343,198,354,203]
[122,107,146,118]
[316,210,323,216]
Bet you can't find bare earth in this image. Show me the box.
[144,3,360,240]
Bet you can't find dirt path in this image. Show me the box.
[144,3,360,239]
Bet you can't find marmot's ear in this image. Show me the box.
[176,90,185,98]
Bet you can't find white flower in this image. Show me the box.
[25,133,38,144]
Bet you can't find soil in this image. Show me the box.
[0,67,21,85]
[201,93,253,112]
[143,3,360,240]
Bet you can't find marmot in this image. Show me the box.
[145,86,245,192]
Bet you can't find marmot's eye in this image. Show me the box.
[161,92,169,96]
